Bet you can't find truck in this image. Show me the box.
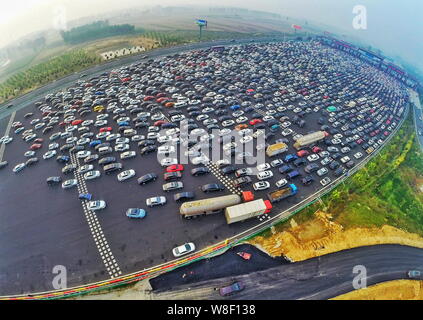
[267,184,298,203]
[225,199,272,224]
[179,194,241,219]
[293,131,326,150]
[266,142,288,157]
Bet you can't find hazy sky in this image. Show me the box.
[1,0,422,71]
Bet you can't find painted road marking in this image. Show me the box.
[69,150,122,278]
[0,111,16,161]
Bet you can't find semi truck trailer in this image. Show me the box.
[225,199,272,224]
[293,131,327,150]
[266,142,288,157]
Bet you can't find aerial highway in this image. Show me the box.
[150,244,423,300]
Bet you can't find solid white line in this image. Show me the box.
[0,111,16,161]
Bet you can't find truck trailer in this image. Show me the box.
[225,199,272,224]
[293,131,326,150]
[267,184,298,203]
[179,194,241,219]
[266,142,288,157]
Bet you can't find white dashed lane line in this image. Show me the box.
[70,151,122,278]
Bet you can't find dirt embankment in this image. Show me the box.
[248,211,423,262]
[332,280,423,300]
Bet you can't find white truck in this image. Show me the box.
[224,199,272,224]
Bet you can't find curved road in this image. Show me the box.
[150,244,423,300]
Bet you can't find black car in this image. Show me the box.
[304,163,319,173]
[138,140,155,148]
[293,158,307,167]
[334,167,346,177]
[191,166,210,176]
[46,176,62,186]
[62,164,77,174]
[98,156,116,165]
[233,176,252,188]
[140,145,156,155]
[329,161,340,170]
[279,165,293,174]
[137,172,158,185]
[201,183,225,193]
[221,165,237,175]
[174,192,195,202]
[164,171,182,181]
[301,175,314,185]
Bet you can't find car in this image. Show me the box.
[166,164,184,172]
[235,167,253,178]
[146,196,166,207]
[126,208,147,219]
[174,192,195,202]
[301,175,314,185]
[172,242,196,257]
[46,176,62,186]
[117,169,136,181]
[99,156,116,165]
[253,181,270,191]
[257,170,273,180]
[317,167,328,176]
[353,152,363,159]
[304,163,319,174]
[275,178,288,188]
[62,164,77,174]
[104,163,123,174]
[84,170,101,180]
[219,282,245,297]
[164,171,182,181]
[43,150,57,159]
[78,193,92,200]
[191,166,210,176]
[138,173,158,185]
[201,183,225,192]
[270,159,284,167]
[163,181,184,192]
[87,200,106,212]
[76,150,91,159]
[120,151,136,160]
[320,177,332,186]
[140,145,156,155]
[307,154,320,162]
[62,179,78,189]
[407,270,422,279]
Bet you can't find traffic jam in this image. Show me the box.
[0,40,409,257]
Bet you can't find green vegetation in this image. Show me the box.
[61,20,136,44]
[269,112,423,236]
[0,50,101,103]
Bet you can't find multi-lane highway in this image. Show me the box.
[150,244,423,300]
[409,89,423,150]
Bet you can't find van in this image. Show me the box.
[286,170,301,180]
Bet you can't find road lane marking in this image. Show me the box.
[0,111,16,161]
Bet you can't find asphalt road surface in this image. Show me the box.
[0,38,409,296]
[409,89,423,150]
[150,244,423,300]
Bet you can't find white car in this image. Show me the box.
[114,144,130,152]
[222,120,235,127]
[78,164,93,174]
[160,158,178,167]
[236,116,249,123]
[48,142,59,150]
[253,181,270,191]
[76,150,91,158]
[62,179,77,189]
[84,170,101,180]
[172,242,196,257]
[117,169,136,181]
[317,167,328,176]
[147,132,159,140]
[13,163,26,173]
[240,136,253,144]
[146,196,167,207]
[257,170,273,180]
[320,177,332,186]
[275,179,288,188]
[354,152,363,159]
[43,150,57,159]
[191,155,209,165]
[120,151,136,159]
[256,163,271,172]
[270,159,284,167]
[88,200,106,212]
[340,156,351,164]
[158,145,176,154]
[24,151,36,157]
[106,134,121,141]
[116,137,130,144]
[307,154,320,162]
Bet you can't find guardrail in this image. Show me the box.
[0,102,409,300]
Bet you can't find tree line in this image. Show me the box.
[60,20,135,44]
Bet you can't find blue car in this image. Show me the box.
[126,208,146,219]
[284,154,299,163]
[230,104,241,111]
[79,193,92,200]
[118,121,129,127]
[89,140,102,148]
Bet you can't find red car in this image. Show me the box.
[143,96,155,102]
[166,164,184,173]
[154,120,166,127]
[297,150,309,157]
[312,146,322,153]
[121,77,131,82]
[34,138,44,143]
[30,143,42,150]
[71,119,82,126]
[249,119,262,125]
[100,127,112,132]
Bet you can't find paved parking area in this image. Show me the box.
[0,40,409,295]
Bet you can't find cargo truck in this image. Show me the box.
[179,194,241,219]
[293,131,326,150]
[266,142,288,157]
[225,199,272,224]
[267,184,298,203]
